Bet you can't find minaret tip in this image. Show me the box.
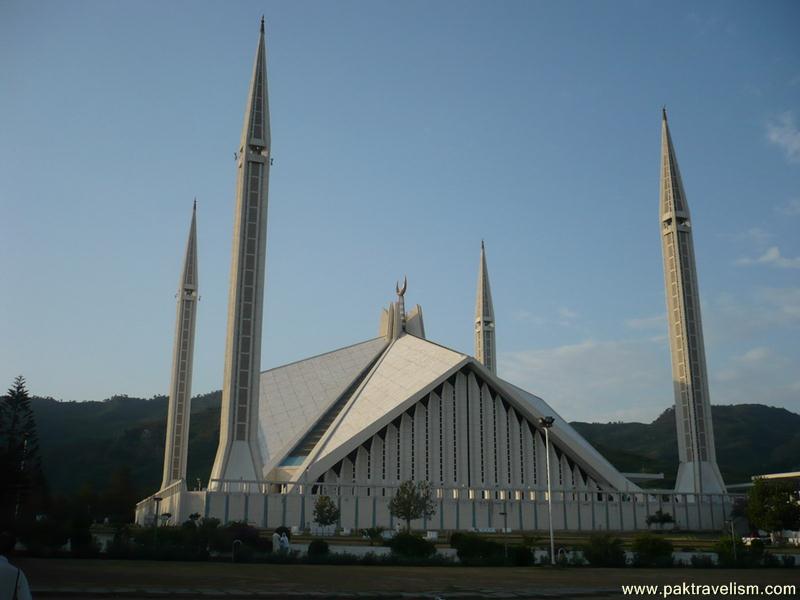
[662,106,668,121]
[396,276,407,298]
[481,239,485,250]
[260,15,265,33]
[193,197,197,211]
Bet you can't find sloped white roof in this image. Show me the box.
[257,337,387,467]
[297,334,636,491]
[498,379,636,491]
[307,334,468,468]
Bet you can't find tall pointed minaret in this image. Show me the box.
[210,18,270,485]
[659,109,725,495]
[474,241,496,374]
[161,201,199,490]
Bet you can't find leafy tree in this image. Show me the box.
[746,478,800,536]
[313,495,340,527]
[388,480,436,532]
[0,376,45,527]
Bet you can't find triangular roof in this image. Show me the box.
[302,334,468,475]
[295,334,637,491]
[498,380,635,491]
[256,337,387,468]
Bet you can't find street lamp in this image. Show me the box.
[539,416,556,566]
[152,496,162,549]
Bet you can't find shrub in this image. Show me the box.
[631,533,673,567]
[307,538,329,557]
[582,533,626,567]
[507,544,535,566]
[646,510,675,529]
[690,554,715,568]
[450,532,504,564]
[232,543,254,563]
[713,537,766,568]
[362,526,385,546]
[387,532,436,558]
[781,554,796,568]
[18,517,70,557]
[762,552,779,568]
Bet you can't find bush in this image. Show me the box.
[762,552,779,568]
[631,533,673,567]
[362,527,385,546]
[387,532,436,558]
[232,543,254,563]
[646,510,675,529]
[690,554,715,568]
[307,538,329,557]
[582,533,626,567]
[450,533,505,564]
[713,537,767,568]
[18,517,70,557]
[508,544,535,566]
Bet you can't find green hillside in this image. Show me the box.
[30,393,800,499]
[572,403,800,487]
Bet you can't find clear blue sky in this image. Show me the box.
[1,0,798,423]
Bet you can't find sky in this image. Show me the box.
[1,0,798,424]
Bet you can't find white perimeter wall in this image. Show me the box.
[136,485,735,533]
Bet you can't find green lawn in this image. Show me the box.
[19,558,799,595]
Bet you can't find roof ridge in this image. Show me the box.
[259,337,386,374]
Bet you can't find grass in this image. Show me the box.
[19,557,799,595]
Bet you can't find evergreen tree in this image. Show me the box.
[0,376,44,527]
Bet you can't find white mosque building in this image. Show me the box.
[136,21,731,532]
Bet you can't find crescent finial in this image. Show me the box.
[396,275,407,297]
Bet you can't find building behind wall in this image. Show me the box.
[136,23,734,533]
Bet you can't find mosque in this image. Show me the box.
[136,20,730,532]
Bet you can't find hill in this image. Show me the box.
[30,393,800,499]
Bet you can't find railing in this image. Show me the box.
[207,478,739,503]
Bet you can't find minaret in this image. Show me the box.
[474,240,496,374]
[210,19,270,485]
[659,109,725,495]
[161,201,199,490]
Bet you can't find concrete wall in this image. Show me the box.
[136,484,736,533]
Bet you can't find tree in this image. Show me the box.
[388,480,436,532]
[313,495,340,528]
[746,478,800,536]
[645,509,675,530]
[102,466,139,524]
[0,376,44,527]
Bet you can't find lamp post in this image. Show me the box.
[725,517,741,563]
[539,416,555,566]
[152,496,162,549]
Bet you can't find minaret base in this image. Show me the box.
[675,460,726,495]
[210,441,262,490]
